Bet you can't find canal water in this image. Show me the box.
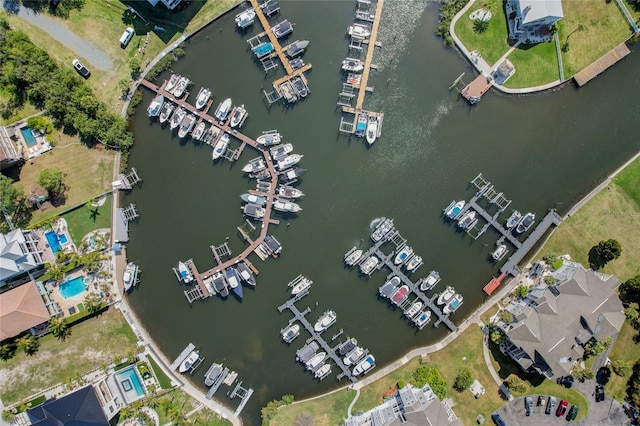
[125,1,640,423]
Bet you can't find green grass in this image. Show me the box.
[453,0,510,66]
[62,195,112,245]
[605,321,640,401]
[270,389,355,426]
[615,156,640,206]
[147,355,173,390]
[0,94,40,126]
[0,308,138,405]
[503,40,559,88]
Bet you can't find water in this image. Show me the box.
[125,2,640,423]
[59,277,85,299]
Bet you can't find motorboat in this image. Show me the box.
[242,157,267,174]
[273,199,302,213]
[371,218,394,242]
[297,341,320,363]
[203,126,218,145]
[256,132,281,146]
[235,8,256,28]
[443,293,463,315]
[347,73,362,85]
[237,261,256,287]
[195,87,211,110]
[271,19,293,38]
[229,105,247,128]
[505,210,522,229]
[191,121,206,141]
[123,262,138,292]
[264,235,282,256]
[444,200,465,219]
[226,266,243,299]
[366,115,378,145]
[355,112,367,137]
[457,210,476,229]
[262,0,280,16]
[278,167,305,184]
[212,271,229,297]
[212,133,230,160]
[344,247,363,267]
[390,285,409,306]
[177,261,193,284]
[379,276,400,298]
[437,286,456,306]
[172,76,189,98]
[420,271,440,292]
[348,24,371,38]
[491,244,508,261]
[359,255,379,275]
[281,323,300,344]
[178,114,196,138]
[277,154,303,171]
[516,212,535,234]
[159,101,174,124]
[289,58,304,70]
[313,310,337,333]
[169,107,186,131]
[285,40,309,57]
[214,98,232,122]
[253,42,274,58]
[242,203,266,220]
[414,310,432,328]
[240,193,267,206]
[342,57,364,73]
[337,338,357,356]
[178,350,199,373]
[270,143,293,161]
[277,185,304,199]
[394,246,413,265]
[204,362,223,387]
[147,94,164,117]
[291,76,308,98]
[314,364,331,380]
[343,346,365,366]
[165,74,179,93]
[305,351,326,370]
[352,355,375,376]
[404,301,423,319]
[405,255,422,272]
[291,277,312,295]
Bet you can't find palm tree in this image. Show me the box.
[16,334,39,355]
[48,316,70,340]
[83,292,103,314]
[0,343,15,361]
[44,263,65,282]
[167,405,185,425]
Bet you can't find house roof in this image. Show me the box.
[0,281,50,340]
[27,385,109,425]
[518,0,564,26]
[0,229,41,281]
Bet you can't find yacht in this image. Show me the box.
[281,323,300,344]
[242,203,266,220]
[178,114,196,138]
[169,107,187,131]
[203,126,218,145]
[443,293,463,315]
[390,285,409,306]
[147,94,164,117]
[226,267,243,299]
[277,154,304,171]
[291,76,308,98]
[359,255,379,275]
[195,87,212,110]
[172,76,189,98]
[159,101,174,124]
[214,98,232,122]
[343,346,365,366]
[237,261,256,287]
[277,185,304,199]
[394,246,413,265]
[269,143,293,161]
[371,218,394,242]
[191,121,206,141]
[342,57,364,73]
[491,244,508,261]
[212,271,229,297]
[348,24,371,38]
[414,310,431,328]
[256,132,281,146]
[405,255,422,272]
[204,362,223,387]
[240,193,267,206]
[165,74,179,93]
[379,276,400,298]
[178,350,199,373]
[212,133,230,160]
[229,105,247,128]
[123,262,138,292]
[279,167,305,184]
[264,235,282,256]
[253,42,274,58]
[286,39,309,58]
[344,247,364,267]
[366,115,378,145]
[289,57,305,70]
[314,364,331,380]
[420,271,441,292]
[457,210,476,229]
[444,200,465,219]
[516,212,535,234]
[353,355,375,376]
[404,301,423,319]
[235,8,256,28]
[313,310,337,333]
[271,19,293,38]
[437,286,456,306]
[177,261,193,284]
[305,352,326,370]
[242,157,267,174]
[291,277,312,295]
[338,338,357,356]
[505,210,522,229]
[273,199,302,213]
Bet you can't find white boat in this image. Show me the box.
[457,211,476,229]
[305,351,326,370]
[159,101,174,124]
[505,210,522,229]
[444,200,465,219]
[348,24,371,38]
[147,94,164,117]
[123,262,138,292]
[314,310,337,333]
[394,245,413,265]
[344,247,363,266]
[277,185,304,199]
[214,98,232,122]
[172,76,189,98]
[291,277,312,295]
[366,115,378,145]
[177,261,193,284]
[178,350,199,373]
[355,112,368,137]
[281,323,300,343]
[359,255,379,275]
[277,154,303,171]
[342,57,364,73]
[404,301,423,319]
[437,286,456,306]
[195,87,211,110]
[270,143,293,161]
[256,132,281,146]
[353,355,375,376]
[212,133,230,160]
[229,105,247,128]
[285,40,309,58]
[203,126,218,145]
[405,255,422,272]
[237,261,256,287]
[420,271,440,292]
[271,19,293,38]
[343,346,365,366]
[169,107,186,131]
[242,203,265,220]
[165,74,179,93]
[240,193,267,206]
[491,244,507,261]
[314,364,331,379]
[178,114,196,138]
[443,293,463,315]
[371,218,394,242]
[273,199,302,213]
[516,212,535,234]
[242,158,267,173]
[235,8,256,28]
[191,121,206,141]
[414,310,431,328]
[279,167,305,184]
[379,276,400,298]
[204,362,223,387]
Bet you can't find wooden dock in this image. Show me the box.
[355,0,383,110]
[460,74,492,104]
[574,43,630,87]
[249,0,293,74]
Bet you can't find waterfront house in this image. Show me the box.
[1,229,46,289]
[0,281,51,341]
[26,385,110,425]
[146,0,182,11]
[499,261,624,379]
[0,126,23,170]
[506,0,563,43]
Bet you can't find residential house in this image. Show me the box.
[1,229,45,288]
[506,0,563,43]
[0,126,23,170]
[26,385,111,425]
[500,261,625,379]
[146,0,182,11]
[0,281,51,341]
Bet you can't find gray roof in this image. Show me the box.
[1,229,43,284]
[518,0,564,26]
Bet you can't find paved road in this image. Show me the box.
[1,0,113,70]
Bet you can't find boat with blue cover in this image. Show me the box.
[355,112,368,137]
[226,267,243,299]
[444,200,465,219]
[443,293,463,314]
[394,246,413,265]
[253,42,274,58]
[177,261,193,284]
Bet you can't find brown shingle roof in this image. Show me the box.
[0,281,50,340]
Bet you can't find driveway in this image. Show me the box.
[1,0,113,70]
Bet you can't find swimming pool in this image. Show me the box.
[44,231,68,253]
[116,366,145,398]
[59,277,86,299]
[20,127,37,147]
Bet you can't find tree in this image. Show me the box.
[571,365,594,382]
[16,334,39,355]
[620,275,640,305]
[410,365,447,399]
[38,168,66,196]
[562,24,586,52]
[590,239,622,268]
[625,303,639,323]
[48,316,70,340]
[0,175,31,232]
[454,367,474,391]
[490,328,504,344]
[584,337,612,358]
[0,344,15,361]
[42,263,65,282]
[498,310,513,323]
[83,292,104,314]
[612,360,632,378]
[473,18,489,33]
[129,57,141,76]
[504,374,529,394]
[514,284,529,299]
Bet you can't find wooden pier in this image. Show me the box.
[574,42,630,87]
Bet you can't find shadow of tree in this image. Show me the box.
[588,246,606,270]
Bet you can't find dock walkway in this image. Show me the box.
[248,0,292,75]
[574,43,631,86]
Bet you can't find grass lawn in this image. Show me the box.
[0,308,138,405]
[270,389,356,426]
[453,0,510,66]
[147,354,173,390]
[605,321,640,401]
[615,156,640,206]
[557,0,634,78]
[62,194,112,245]
[503,40,559,88]
[0,94,41,126]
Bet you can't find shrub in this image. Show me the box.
[398,379,406,389]
[498,310,513,323]
[572,365,594,382]
[504,374,529,394]
[612,360,632,378]
[411,365,447,399]
[454,367,473,392]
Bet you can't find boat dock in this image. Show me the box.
[115,168,141,190]
[230,381,254,416]
[574,42,631,87]
[205,366,230,399]
[170,343,196,371]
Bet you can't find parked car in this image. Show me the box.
[525,396,534,416]
[546,396,557,415]
[491,412,506,426]
[537,395,545,407]
[568,404,578,421]
[595,385,605,402]
[557,400,569,417]
[624,402,640,424]
[72,59,90,78]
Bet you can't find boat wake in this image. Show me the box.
[370,217,384,230]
